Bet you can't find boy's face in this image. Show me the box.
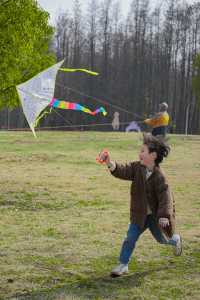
[139,144,157,167]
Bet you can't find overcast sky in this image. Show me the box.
[37,0,134,23]
[37,0,199,24]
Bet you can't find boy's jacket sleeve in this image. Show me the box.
[110,161,138,181]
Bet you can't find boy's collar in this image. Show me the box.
[146,163,156,172]
[146,167,153,173]
[140,161,159,172]
[145,164,159,173]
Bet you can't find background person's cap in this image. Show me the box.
[159,102,168,111]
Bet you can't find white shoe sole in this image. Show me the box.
[110,270,129,277]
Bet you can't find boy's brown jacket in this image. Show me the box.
[111,161,175,238]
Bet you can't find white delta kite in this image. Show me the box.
[16,61,64,137]
[16,61,107,137]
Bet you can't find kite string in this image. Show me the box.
[6,120,144,132]
[58,61,145,119]
[55,82,145,120]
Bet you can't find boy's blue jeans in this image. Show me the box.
[119,214,176,265]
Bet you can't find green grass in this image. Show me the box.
[0,131,200,300]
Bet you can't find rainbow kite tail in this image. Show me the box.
[93,107,107,116]
[49,98,107,116]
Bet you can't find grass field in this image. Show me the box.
[0,131,200,300]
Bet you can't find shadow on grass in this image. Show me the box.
[9,259,175,300]
[6,243,200,300]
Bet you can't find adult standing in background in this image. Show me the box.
[144,102,169,137]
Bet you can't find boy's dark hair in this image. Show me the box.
[143,133,170,166]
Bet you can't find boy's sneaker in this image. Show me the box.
[110,263,128,277]
[173,234,182,256]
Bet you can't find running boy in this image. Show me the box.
[98,133,182,277]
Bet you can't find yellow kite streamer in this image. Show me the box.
[59,68,99,76]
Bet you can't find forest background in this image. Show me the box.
[1,0,200,134]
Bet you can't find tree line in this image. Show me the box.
[1,0,200,134]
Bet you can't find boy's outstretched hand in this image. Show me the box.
[96,149,110,164]
[159,217,169,228]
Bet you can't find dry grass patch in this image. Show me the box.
[0,131,199,300]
